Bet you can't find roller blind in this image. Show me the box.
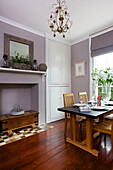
[91,30,113,57]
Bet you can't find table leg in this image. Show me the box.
[67,116,99,157]
[72,114,76,142]
[86,118,93,149]
[70,114,73,140]
[70,114,76,141]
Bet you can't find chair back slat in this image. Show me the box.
[63,93,74,107]
[78,92,88,103]
[63,93,75,118]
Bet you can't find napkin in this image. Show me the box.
[79,105,91,112]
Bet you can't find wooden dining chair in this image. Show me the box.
[105,113,113,121]
[78,92,88,103]
[63,93,85,139]
[93,120,113,151]
[78,91,100,124]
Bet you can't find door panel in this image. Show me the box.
[61,44,71,85]
[48,41,62,84]
[48,86,71,122]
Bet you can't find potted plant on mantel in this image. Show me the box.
[10,52,32,70]
[91,67,113,102]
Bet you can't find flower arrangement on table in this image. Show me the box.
[91,67,113,101]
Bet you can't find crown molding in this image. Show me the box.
[0,16,45,37]
[70,35,89,46]
[1,16,112,46]
[89,25,113,38]
[0,16,71,45]
[0,16,91,46]
[70,25,113,46]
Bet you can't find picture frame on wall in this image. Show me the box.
[74,61,85,77]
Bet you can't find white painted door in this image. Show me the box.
[48,40,62,85]
[47,86,71,123]
[48,86,61,122]
[46,39,71,123]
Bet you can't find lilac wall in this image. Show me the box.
[0,21,46,125]
[71,39,89,103]
[0,21,45,63]
[0,84,31,113]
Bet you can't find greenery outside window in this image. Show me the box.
[92,52,113,101]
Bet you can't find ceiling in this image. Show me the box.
[0,0,113,43]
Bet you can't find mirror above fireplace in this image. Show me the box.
[4,33,34,60]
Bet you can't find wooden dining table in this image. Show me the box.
[58,106,113,156]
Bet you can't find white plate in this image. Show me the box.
[73,103,86,107]
[11,110,24,116]
[105,101,113,106]
[91,106,106,110]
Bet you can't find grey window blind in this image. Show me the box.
[91,30,113,57]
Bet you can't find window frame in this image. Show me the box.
[89,27,113,100]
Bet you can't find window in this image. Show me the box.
[93,52,113,101]
[90,29,113,101]
[94,52,113,69]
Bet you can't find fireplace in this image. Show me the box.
[0,84,38,114]
[0,68,46,125]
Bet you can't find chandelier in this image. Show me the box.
[48,0,72,38]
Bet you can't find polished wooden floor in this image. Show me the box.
[0,119,113,170]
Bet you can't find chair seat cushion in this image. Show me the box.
[105,114,113,120]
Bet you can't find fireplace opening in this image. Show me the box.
[0,84,38,115]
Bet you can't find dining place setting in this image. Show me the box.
[58,92,113,157]
[73,100,113,112]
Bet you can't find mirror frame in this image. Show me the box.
[4,33,34,60]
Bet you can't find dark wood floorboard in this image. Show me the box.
[0,119,113,170]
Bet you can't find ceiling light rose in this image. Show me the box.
[48,0,72,38]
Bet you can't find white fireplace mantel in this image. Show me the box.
[0,67,46,75]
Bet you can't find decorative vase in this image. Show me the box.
[32,60,38,70]
[38,63,47,71]
[102,83,111,102]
